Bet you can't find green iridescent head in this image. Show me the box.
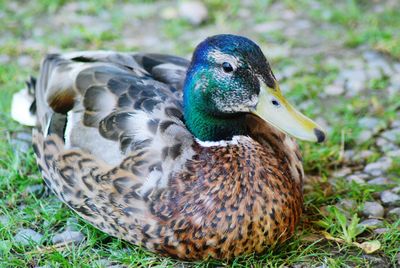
[183,34,326,143]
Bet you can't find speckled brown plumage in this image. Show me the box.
[28,50,305,260]
[150,136,302,260]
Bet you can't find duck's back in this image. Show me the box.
[27,51,303,260]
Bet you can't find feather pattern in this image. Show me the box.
[28,49,305,260]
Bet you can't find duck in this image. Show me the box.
[12,34,326,260]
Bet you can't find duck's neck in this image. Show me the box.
[183,72,248,142]
[183,104,248,141]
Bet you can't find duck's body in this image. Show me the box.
[18,35,324,260]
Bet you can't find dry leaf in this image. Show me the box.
[353,240,381,254]
[320,231,344,243]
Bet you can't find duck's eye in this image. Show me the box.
[222,62,234,73]
[271,99,281,107]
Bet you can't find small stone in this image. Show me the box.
[363,50,381,62]
[26,184,44,195]
[17,55,34,67]
[392,187,400,194]
[368,177,393,185]
[0,215,9,226]
[95,259,112,267]
[280,65,299,80]
[366,65,382,80]
[354,150,374,161]
[0,240,12,255]
[16,132,32,141]
[52,230,84,245]
[66,217,79,231]
[290,264,308,268]
[373,228,388,234]
[0,54,10,64]
[14,228,43,245]
[254,21,285,33]
[178,1,208,25]
[342,69,366,96]
[376,137,398,152]
[94,261,126,268]
[346,173,369,184]
[343,150,355,162]
[392,120,400,128]
[346,79,364,96]
[360,219,384,228]
[332,167,352,178]
[380,191,400,205]
[263,44,290,59]
[10,138,31,154]
[337,199,356,211]
[362,254,389,268]
[358,117,383,132]
[358,130,373,144]
[160,6,178,20]
[362,201,384,218]
[387,149,400,158]
[388,208,400,217]
[325,84,344,96]
[347,175,365,184]
[364,157,392,176]
[380,128,400,143]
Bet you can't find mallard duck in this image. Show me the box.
[12,34,325,260]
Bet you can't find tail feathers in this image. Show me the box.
[11,77,37,126]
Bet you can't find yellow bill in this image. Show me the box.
[254,80,326,143]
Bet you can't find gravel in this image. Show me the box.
[325,84,344,96]
[0,215,9,226]
[25,184,44,195]
[380,128,400,142]
[373,228,388,235]
[14,228,43,245]
[358,130,373,144]
[358,117,385,133]
[364,157,393,176]
[336,199,356,211]
[346,173,368,184]
[52,230,85,245]
[380,191,400,205]
[354,150,374,161]
[342,69,366,96]
[367,177,393,185]
[178,1,208,25]
[360,219,384,228]
[387,149,400,158]
[387,208,400,217]
[392,187,400,194]
[362,201,384,218]
[332,167,352,178]
[376,137,398,152]
[66,217,80,231]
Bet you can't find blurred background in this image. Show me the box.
[0,0,399,267]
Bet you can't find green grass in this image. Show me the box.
[290,0,400,59]
[1,0,400,267]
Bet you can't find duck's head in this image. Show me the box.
[183,34,325,143]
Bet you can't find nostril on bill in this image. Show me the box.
[314,128,326,143]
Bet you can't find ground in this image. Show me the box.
[0,0,399,267]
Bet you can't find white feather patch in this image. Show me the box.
[11,89,36,126]
[195,135,245,147]
[64,111,75,149]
